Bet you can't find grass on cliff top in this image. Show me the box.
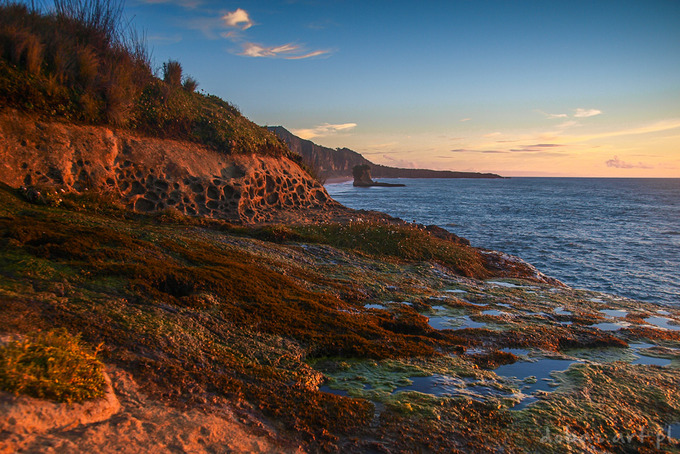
[0,328,107,403]
[0,0,290,158]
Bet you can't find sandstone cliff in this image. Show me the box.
[0,110,340,224]
[268,126,503,181]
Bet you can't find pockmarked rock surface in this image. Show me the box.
[0,110,338,223]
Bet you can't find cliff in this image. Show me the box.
[268,126,503,180]
[0,110,341,224]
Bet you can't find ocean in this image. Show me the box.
[325,178,680,307]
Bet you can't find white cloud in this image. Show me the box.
[219,10,331,59]
[222,8,253,29]
[539,111,568,119]
[460,118,471,122]
[538,109,600,119]
[574,108,602,118]
[291,123,357,140]
[238,42,330,59]
[605,156,652,169]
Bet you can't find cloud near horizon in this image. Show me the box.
[574,108,602,118]
[451,149,507,154]
[560,118,680,144]
[292,123,358,140]
[539,108,602,120]
[538,110,569,119]
[605,156,652,169]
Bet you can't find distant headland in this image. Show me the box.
[268,126,503,181]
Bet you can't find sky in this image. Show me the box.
[121,0,680,177]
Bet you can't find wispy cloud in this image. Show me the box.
[460,118,471,122]
[292,123,357,140]
[574,108,602,118]
[556,120,580,130]
[451,149,507,154]
[508,144,566,153]
[538,108,602,120]
[537,110,568,119]
[605,156,652,169]
[237,41,331,59]
[222,8,254,30]
[527,143,563,148]
[561,119,680,143]
[219,8,331,59]
[281,49,330,60]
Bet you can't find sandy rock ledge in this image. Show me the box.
[0,366,303,454]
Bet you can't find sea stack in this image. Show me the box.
[352,165,405,187]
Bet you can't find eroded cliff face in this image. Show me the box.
[0,110,338,223]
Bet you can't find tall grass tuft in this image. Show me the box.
[1,25,44,74]
[182,75,198,93]
[163,59,182,86]
[53,0,125,48]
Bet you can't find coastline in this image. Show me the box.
[1,182,680,452]
[326,177,680,307]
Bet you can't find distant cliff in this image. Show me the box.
[268,126,502,180]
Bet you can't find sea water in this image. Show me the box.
[326,178,680,306]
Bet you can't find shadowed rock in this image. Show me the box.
[352,165,405,187]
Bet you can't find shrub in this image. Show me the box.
[163,59,182,86]
[0,25,44,75]
[0,329,107,403]
[182,75,198,93]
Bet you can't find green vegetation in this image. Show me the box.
[294,222,489,277]
[0,328,106,403]
[0,0,290,157]
[1,184,680,451]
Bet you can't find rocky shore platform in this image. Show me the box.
[1,180,679,452]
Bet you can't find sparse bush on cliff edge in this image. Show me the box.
[162,59,182,86]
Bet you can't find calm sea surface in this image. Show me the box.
[325,178,680,306]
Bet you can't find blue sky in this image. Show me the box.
[124,0,680,176]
